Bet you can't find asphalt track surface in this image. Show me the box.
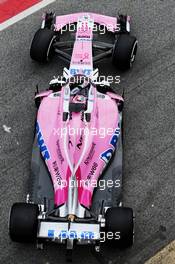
[0,0,175,263]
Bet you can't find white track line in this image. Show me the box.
[0,0,56,31]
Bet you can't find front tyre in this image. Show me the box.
[112,34,138,70]
[9,203,39,242]
[105,207,134,248]
[30,28,56,63]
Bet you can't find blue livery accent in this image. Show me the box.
[36,122,51,160]
[48,230,54,238]
[101,126,120,164]
[110,128,120,148]
[70,68,92,76]
[59,230,68,239]
[70,68,79,75]
[101,148,114,164]
[81,231,95,239]
[83,69,92,75]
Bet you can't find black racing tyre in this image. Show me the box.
[105,207,134,248]
[9,203,39,243]
[112,34,138,70]
[30,28,56,62]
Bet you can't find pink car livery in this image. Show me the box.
[9,12,138,261]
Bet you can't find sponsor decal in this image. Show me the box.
[48,230,54,238]
[87,162,98,180]
[84,142,96,165]
[53,161,62,185]
[59,230,95,240]
[101,127,120,164]
[97,93,105,98]
[56,140,64,164]
[76,38,91,42]
[36,122,50,160]
[74,52,89,60]
[77,135,83,149]
[53,92,60,97]
[70,68,79,75]
[77,35,90,39]
[68,137,73,148]
[83,69,92,75]
[101,149,114,164]
[70,68,92,76]
[71,61,91,65]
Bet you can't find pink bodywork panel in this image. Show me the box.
[106,92,124,102]
[37,91,120,208]
[56,13,118,76]
[35,90,52,98]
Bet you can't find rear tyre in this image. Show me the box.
[30,28,56,62]
[112,34,138,70]
[105,207,134,248]
[9,203,39,242]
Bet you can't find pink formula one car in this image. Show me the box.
[9,12,138,261]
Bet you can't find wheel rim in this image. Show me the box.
[130,40,138,68]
